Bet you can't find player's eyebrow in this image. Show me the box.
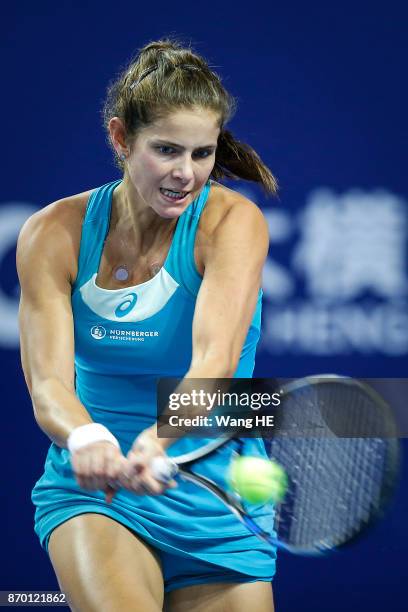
[153,139,217,150]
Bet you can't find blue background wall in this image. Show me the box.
[1,1,407,610]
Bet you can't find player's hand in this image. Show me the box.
[119,427,177,495]
[70,441,128,503]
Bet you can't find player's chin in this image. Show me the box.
[156,203,191,219]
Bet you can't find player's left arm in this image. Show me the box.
[188,199,269,378]
[130,199,269,461]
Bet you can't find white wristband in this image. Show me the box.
[67,423,120,454]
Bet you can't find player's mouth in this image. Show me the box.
[159,188,190,203]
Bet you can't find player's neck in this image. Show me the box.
[111,178,177,249]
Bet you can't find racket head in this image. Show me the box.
[267,376,401,555]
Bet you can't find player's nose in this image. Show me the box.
[171,155,194,183]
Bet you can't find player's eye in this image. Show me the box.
[193,149,214,159]
[156,145,176,155]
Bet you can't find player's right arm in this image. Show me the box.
[17,202,91,446]
[16,201,127,497]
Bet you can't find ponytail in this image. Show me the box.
[213,129,278,195]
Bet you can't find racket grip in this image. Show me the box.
[151,456,178,483]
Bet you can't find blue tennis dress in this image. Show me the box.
[32,179,277,592]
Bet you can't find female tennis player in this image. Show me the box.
[17,38,278,611]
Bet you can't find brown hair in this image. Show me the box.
[102,37,278,195]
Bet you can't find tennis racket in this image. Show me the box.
[152,375,400,556]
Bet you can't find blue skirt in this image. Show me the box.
[32,436,277,591]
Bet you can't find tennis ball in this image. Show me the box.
[228,456,288,504]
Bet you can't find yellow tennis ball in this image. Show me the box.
[228,456,288,504]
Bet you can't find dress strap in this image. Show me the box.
[72,180,121,292]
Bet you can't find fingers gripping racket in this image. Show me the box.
[152,376,400,556]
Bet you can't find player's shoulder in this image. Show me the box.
[19,188,91,241]
[19,191,91,247]
[202,180,267,237]
[17,188,93,281]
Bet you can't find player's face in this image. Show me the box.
[126,108,220,218]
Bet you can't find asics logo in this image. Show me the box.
[115,293,138,318]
